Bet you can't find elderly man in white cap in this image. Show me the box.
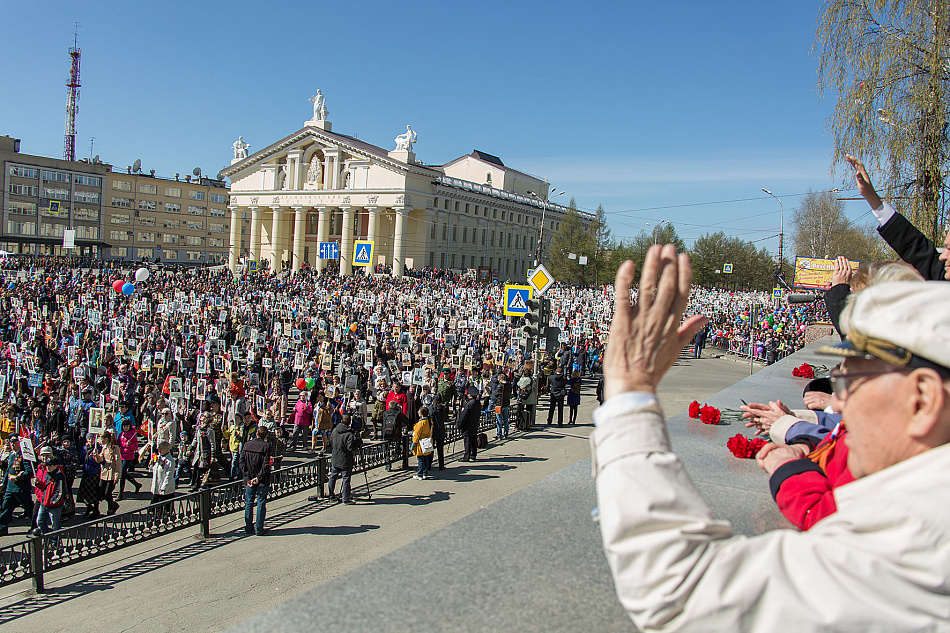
[592,245,950,632]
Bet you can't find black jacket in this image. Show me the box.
[878,212,947,281]
[330,423,362,470]
[824,283,851,340]
[493,380,512,408]
[548,373,568,400]
[240,437,272,486]
[457,397,481,436]
[382,409,409,440]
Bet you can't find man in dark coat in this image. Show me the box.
[546,367,567,427]
[325,414,362,504]
[382,400,410,472]
[457,388,482,461]
[240,426,272,536]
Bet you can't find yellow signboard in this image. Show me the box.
[793,256,859,290]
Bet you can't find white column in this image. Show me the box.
[248,206,261,262]
[392,207,407,277]
[228,205,242,273]
[291,206,306,274]
[340,206,354,276]
[269,206,282,273]
[366,206,379,250]
[315,206,329,272]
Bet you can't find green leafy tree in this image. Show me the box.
[547,200,595,285]
[689,231,778,291]
[817,0,950,241]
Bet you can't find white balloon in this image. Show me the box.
[135,267,150,282]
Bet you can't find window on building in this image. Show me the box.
[163,219,180,229]
[451,254,456,268]
[209,223,228,233]
[428,251,433,267]
[187,206,205,216]
[210,193,227,204]
[440,253,445,269]
[40,223,66,237]
[110,230,130,242]
[209,208,226,218]
[493,209,497,219]
[186,221,203,231]
[185,236,202,247]
[43,187,70,200]
[40,202,68,218]
[73,174,101,187]
[515,235,520,249]
[454,202,459,212]
[162,234,179,244]
[43,171,69,183]
[475,205,479,216]
[452,226,457,242]
[75,225,98,239]
[441,224,447,240]
[74,208,99,222]
[136,248,152,258]
[164,203,181,213]
[7,183,38,197]
[111,197,133,208]
[465,204,470,214]
[110,214,131,225]
[111,247,128,257]
[7,220,36,235]
[138,199,157,211]
[112,180,132,191]
[187,251,202,261]
[209,238,225,248]
[139,183,157,195]
[162,249,177,259]
[444,199,449,210]
[139,232,155,242]
[10,201,36,214]
[165,187,181,197]
[74,190,100,203]
[461,255,466,268]
[138,216,156,227]
[491,231,495,246]
[9,166,39,179]
[430,222,436,239]
[189,190,205,200]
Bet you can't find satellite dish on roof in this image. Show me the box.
[132,159,142,173]
[193,167,201,178]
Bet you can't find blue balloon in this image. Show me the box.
[121,282,135,295]
[6,283,13,290]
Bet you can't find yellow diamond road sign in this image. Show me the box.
[528,264,554,295]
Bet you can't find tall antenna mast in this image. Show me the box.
[63,22,81,162]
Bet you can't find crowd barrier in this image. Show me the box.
[709,338,795,364]
[0,412,500,593]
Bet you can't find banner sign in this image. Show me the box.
[793,256,860,290]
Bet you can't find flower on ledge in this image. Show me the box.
[727,434,768,459]
[699,404,721,425]
[689,401,702,418]
[689,401,742,425]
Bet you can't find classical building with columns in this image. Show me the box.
[220,94,592,278]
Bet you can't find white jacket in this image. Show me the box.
[591,394,950,632]
[150,453,176,496]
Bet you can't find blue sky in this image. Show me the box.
[0,0,869,252]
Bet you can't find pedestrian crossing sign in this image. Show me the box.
[723,263,733,274]
[353,240,374,267]
[247,260,258,272]
[773,287,784,299]
[527,264,554,295]
[503,284,533,317]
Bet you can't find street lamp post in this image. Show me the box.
[646,219,668,245]
[761,188,784,268]
[531,189,565,266]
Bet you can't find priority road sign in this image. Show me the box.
[353,240,374,267]
[503,284,533,317]
[723,263,733,274]
[318,242,340,260]
[527,264,554,295]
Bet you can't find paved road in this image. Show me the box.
[0,352,758,633]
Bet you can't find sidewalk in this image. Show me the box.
[0,353,755,632]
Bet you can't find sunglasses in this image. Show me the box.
[829,367,911,399]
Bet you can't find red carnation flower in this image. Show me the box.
[792,366,802,377]
[726,434,768,458]
[797,363,815,379]
[688,401,701,418]
[699,404,721,425]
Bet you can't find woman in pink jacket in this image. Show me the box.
[288,395,313,453]
[118,419,143,500]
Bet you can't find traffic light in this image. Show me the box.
[524,299,541,337]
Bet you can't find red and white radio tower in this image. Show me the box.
[63,23,81,162]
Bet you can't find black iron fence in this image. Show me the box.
[0,410,502,594]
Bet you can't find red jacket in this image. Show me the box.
[768,427,855,530]
[385,390,408,416]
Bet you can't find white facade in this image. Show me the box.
[220,98,591,278]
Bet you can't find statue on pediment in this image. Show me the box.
[394,125,417,152]
[306,154,323,186]
[309,90,328,122]
[232,136,249,160]
[277,167,287,190]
